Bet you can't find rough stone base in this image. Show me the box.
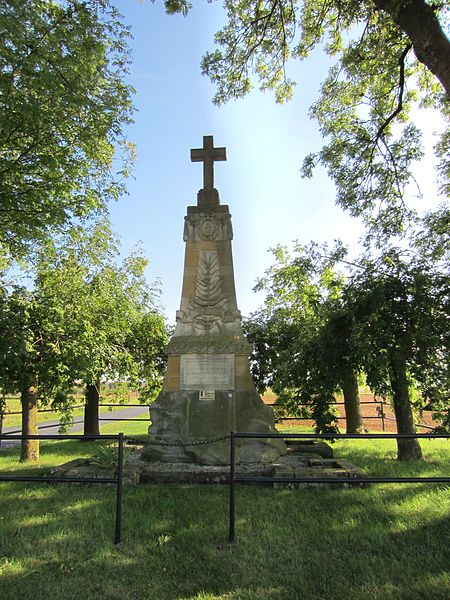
[48,441,368,487]
[47,457,140,486]
[141,389,286,465]
[285,440,334,459]
[271,455,369,488]
[136,441,367,486]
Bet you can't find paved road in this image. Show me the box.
[0,405,149,449]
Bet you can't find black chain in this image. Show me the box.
[144,435,230,447]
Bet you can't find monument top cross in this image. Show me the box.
[190,135,226,191]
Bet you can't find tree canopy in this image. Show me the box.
[245,241,360,433]
[0,0,135,257]
[31,219,168,408]
[167,0,449,241]
[346,249,450,417]
[245,240,449,456]
[0,220,168,425]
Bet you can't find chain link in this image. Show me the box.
[144,435,230,447]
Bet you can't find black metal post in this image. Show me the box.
[228,431,236,543]
[380,400,386,431]
[114,432,124,545]
[0,433,123,545]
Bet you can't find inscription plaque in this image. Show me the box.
[199,390,216,401]
[180,354,234,390]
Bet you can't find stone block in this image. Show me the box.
[286,440,334,458]
[163,355,180,391]
[141,389,286,465]
[235,354,256,390]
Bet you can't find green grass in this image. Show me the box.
[1,398,85,429]
[0,423,449,600]
[1,396,143,429]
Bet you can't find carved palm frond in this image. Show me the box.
[191,251,225,309]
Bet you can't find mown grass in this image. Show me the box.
[0,394,142,429]
[0,422,449,600]
[1,398,85,430]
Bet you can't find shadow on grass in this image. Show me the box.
[1,439,449,600]
[0,482,449,599]
[334,437,450,478]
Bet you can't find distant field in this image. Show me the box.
[262,390,438,432]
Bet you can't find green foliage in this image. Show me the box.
[245,240,352,432]
[0,219,168,415]
[201,0,298,104]
[160,0,191,16]
[126,310,169,403]
[174,0,450,241]
[32,219,168,407]
[247,238,449,435]
[0,0,135,257]
[344,248,450,416]
[0,283,60,402]
[89,443,129,469]
[414,202,450,262]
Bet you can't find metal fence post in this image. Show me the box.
[114,432,124,545]
[228,431,236,544]
[0,432,122,544]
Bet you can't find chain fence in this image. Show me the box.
[141,435,230,447]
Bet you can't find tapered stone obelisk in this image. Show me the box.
[142,136,285,465]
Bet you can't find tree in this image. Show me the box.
[0,285,62,461]
[247,240,449,458]
[0,0,134,257]
[32,219,168,436]
[0,220,168,458]
[246,241,365,433]
[344,249,449,460]
[320,309,365,433]
[126,311,169,405]
[167,0,449,241]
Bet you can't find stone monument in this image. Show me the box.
[142,135,286,465]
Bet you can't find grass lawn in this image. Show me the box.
[1,398,85,430]
[0,422,449,600]
[1,395,142,429]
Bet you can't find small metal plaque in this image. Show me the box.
[199,390,215,401]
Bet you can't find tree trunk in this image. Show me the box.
[20,384,39,462]
[389,356,423,461]
[341,370,364,433]
[374,0,450,96]
[84,382,100,436]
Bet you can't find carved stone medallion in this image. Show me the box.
[183,212,233,242]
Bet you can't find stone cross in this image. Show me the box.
[190,135,227,190]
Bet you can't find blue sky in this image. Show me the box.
[109,1,441,322]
